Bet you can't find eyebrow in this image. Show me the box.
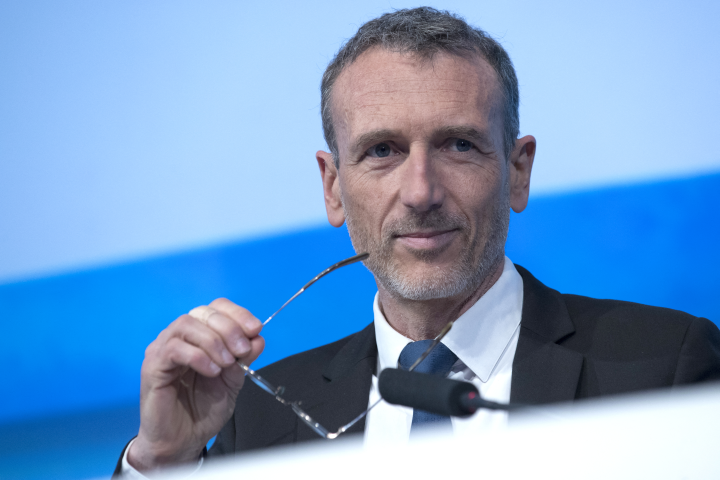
[434,125,495,150]
[350,129,399,155]
[349,125,496,156]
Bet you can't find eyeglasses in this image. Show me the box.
[235,252,457,439]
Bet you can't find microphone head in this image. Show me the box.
[378,368,478,417]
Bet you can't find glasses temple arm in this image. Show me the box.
[264,252,369,325]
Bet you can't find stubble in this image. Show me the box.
[343,186,510,301]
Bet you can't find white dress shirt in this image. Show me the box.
[122,256,524,475]
[364,256,523,446]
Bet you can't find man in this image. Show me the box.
[116,7,720,477]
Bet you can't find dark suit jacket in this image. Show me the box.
[114,265,720,473]
[208,265,720,457]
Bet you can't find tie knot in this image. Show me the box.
[398,340,458,375]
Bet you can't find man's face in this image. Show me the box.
[319,48,531,301]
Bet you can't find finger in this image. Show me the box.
[209,298,262,337]
[163,337,223,378]
[221,336,265,389]
[173,314,237,367]
[154,307,213,345]
[197,305,256,358]
[239,335,265,365]
[188,305,217,326]
[187,306,250,358]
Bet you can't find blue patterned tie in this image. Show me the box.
[398,340,458,433]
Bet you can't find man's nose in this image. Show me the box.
[398,149,445,212]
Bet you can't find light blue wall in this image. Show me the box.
[2,0,719,284]
[1,1,719,479]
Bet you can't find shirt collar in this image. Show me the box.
[373,256,524,382]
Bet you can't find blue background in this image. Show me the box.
[1,1,719,479]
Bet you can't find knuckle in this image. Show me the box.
[226,323,244,339]
[207,314,237,337]
[211,298,251,319]
[176,314,194,328]
[209,297,231,308]
[234,305,252,318]
[164,336,181,353]
[189,350,206,367]
[140,358,151,376]
[220,322,244,347]
[144,340,159,357]
[154,324,173,343]
[210,336,226,353]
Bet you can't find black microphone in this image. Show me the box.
[378,368,515,417]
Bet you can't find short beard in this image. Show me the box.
[343,190,510,301]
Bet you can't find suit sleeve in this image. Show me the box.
[672,317,720,385]
[208,414,236,457]
[112,439,134,478]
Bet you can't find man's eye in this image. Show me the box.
[366,143,392,158]
[452,138,474,152]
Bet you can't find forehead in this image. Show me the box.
[331,48,503,145]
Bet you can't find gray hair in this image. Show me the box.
[321,7,520,167]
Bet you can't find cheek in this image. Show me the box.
[445,163,507,219]
[347,176,408,247]
[340,173,387,227]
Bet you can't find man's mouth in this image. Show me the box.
[394,229,459,250]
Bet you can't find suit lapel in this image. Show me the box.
[511,265,584,406]
[294,323,377,442]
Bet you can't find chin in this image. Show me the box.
[378,263,482,301]
[376,241,506,301]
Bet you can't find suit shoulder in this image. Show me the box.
[559,293,717,357]
[559,293,720,391]
[561,293,703,327]
[515,263,713,345]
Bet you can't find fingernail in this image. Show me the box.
[209,362,221,374]
[221,349,234,364]
[236,337,251,355]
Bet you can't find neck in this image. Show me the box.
[377,257,505,341]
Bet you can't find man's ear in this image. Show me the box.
[508,135,536,213]
[316,150,345,227]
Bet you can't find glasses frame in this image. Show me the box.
[236,252,457,439]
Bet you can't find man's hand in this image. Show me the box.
[127,298,264,472]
